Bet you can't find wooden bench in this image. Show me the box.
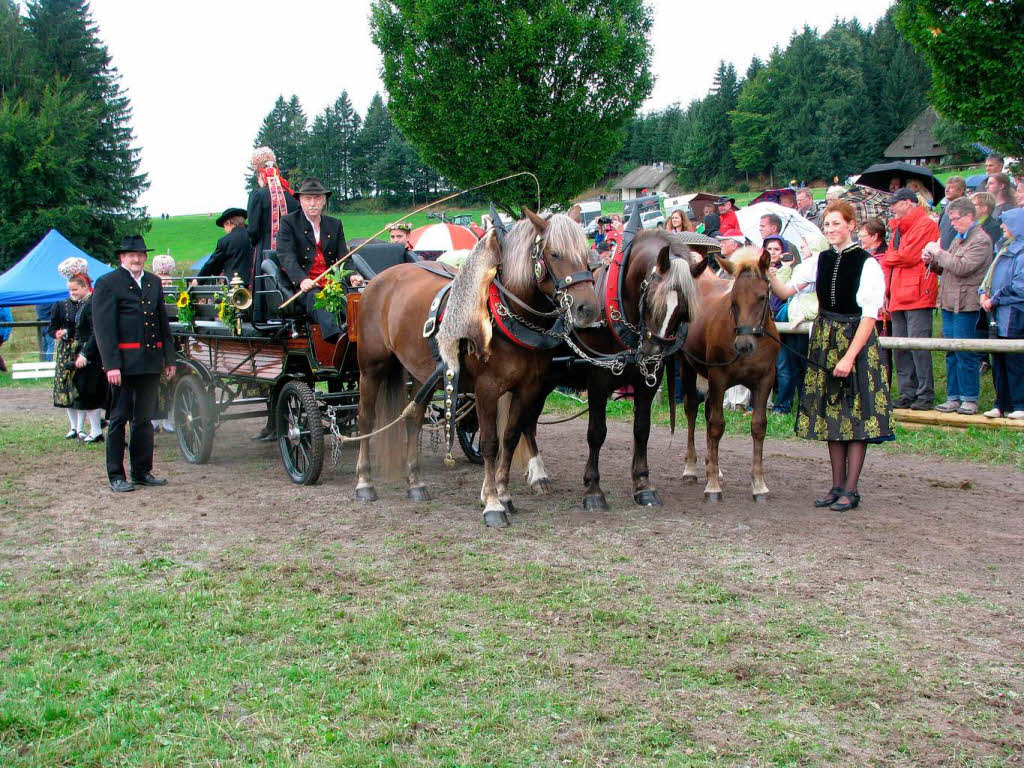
[11,361,56,380]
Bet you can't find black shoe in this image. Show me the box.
[910,400,933,411]
[109,478,135,492]
[830,490,860,511]
[251,426,275,442]
[814,486,844,508]
[896,396,914,408]
[132,473,167,487]
[83,434,105,444]
[65,429,79,440]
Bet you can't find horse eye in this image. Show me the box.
[549,251,561,260]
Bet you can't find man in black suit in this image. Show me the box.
[92,235,176,492]
[277,177,349,341]
[199,207,252,285]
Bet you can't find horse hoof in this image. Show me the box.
[408,485,431,502]
[752,492,769,504]
[583,494,609,511]
[531,478,552,495]
[500,499,517,515]
[634,489,663,507]
[682,475,699,485]
[483,509,511,528]
[355,486,377,502]
[704,491,723,503]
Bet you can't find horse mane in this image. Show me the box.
[501,213,588,293]
[634,230,701,323]
[724,246,766,278]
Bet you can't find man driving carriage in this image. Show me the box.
[277,177,349,341]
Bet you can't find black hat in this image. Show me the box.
[887,187,918,204]
[714,196,736,207]
[114,234,152,254]
[293,177,332,198]
[216,207,247,227]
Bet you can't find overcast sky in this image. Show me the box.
[83,0,895,215]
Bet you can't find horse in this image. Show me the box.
[354,210,601,527]
[516,230,707,509]
[677,246,780,501]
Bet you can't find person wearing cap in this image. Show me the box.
[714,196,740,235]
[387,221,412,249]
[883,187,940,410]
[717,230,744,259]
[92,235,176,492]
[277,177,349,341]
[199,207,253,286]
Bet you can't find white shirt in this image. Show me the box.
[122,266,144,289]
[787,254,819,296]
[303,212,321,245]
[856,257,886,320]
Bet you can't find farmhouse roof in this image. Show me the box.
[614,164,675,190]
[884,107,947,160]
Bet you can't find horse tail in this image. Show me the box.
[666,356,676,435]
[372,364,410,483]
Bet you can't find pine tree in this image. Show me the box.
[0,0,36,101]
[22,0,147,259]
[354,94,393,196]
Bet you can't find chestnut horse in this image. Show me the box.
[517,230,706,509]
[677,247,780,501]
[354,211,600,527]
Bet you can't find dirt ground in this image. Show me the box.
[2,385,1022,763]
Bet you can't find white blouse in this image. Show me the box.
[856,257,886,320]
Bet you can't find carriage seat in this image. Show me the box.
[255,250,303,320]
[349,242,422,282]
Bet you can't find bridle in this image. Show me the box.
[678,269,771,370]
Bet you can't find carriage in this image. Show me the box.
[163,244,482,486]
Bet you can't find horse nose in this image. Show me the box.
[572,297,600,328]
[735,337,755,356]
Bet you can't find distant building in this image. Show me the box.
[884,107,948,166]
[614,162,675,201]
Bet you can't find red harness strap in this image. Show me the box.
[604,249,628,348]
[487,283,533,349]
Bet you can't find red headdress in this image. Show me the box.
[251,147,294,249]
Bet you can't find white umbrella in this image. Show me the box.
[735,201,822,250]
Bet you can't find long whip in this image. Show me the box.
[279,171,541,309]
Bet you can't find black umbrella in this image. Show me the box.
[855,161,945,203]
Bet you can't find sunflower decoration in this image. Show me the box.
[215,284,238,332]
[165,280,195,327]
[312,270,354,316]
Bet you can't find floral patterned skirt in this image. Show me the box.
[795,312,894,443]
[52,339,74,408]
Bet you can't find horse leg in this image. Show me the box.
[404,382,430,502]
[703,371,727,502]
[749,377,772,503]
[495,392,531,515]
[681,367,700,483]
[520,386,554,495]
[631,373,661,507]
[355,363,384,502]
[582,374,610,510]
[475,382,509,527]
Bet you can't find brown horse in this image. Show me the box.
[678,247,780,501]
[354,211,600,527]
[516,230,706,509]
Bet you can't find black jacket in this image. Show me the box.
[48,298,77,340]
[72,297,99,364]
[247,186,299,255]
[199,226,254,286]
[92,267,174,376]
[277,210,349,289]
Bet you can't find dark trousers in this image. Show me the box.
[890,308,935,404]
[301,292,342,341]
[106,374,159,481]
[774,331,808,412]
[991,348,1024,413]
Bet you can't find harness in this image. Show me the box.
[678,272,773,370]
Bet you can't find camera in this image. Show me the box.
[781,253,794,263]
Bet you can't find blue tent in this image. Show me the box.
[190,252,214,273]
[0,230,113,306]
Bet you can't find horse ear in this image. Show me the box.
[758,247,772,273]
[567,204,582,224]
[717,255,738,276]
[523,207,548,234]
[689,253,709,279]
[657,244,671,273]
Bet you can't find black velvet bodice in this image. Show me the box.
[815,245,871,315]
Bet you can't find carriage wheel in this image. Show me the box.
[456,395,483,465]
[173,375,215,464]
[276,380,324,485]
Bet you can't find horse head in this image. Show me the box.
[717,246,772,356]
[627,231,707,359]
[507,208,599,329]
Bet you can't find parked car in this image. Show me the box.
[641,210,665,229]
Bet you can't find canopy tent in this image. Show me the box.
[735,202,823,250]
[0,230,113,306]
[190,252,214,273]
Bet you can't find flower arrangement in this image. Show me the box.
[166,281,195,327]
[312,270,354,316]
[216,285,238,330]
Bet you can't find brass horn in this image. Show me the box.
[228,273,252,310]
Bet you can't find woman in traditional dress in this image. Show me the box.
[247,147,299,261]
[51,257,87,438]
[792,200,893,511]
[68,272,106,442]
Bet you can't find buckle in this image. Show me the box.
[422,317,436,337]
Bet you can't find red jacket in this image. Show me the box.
[882,205,939,311]
[719,209,739,234]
